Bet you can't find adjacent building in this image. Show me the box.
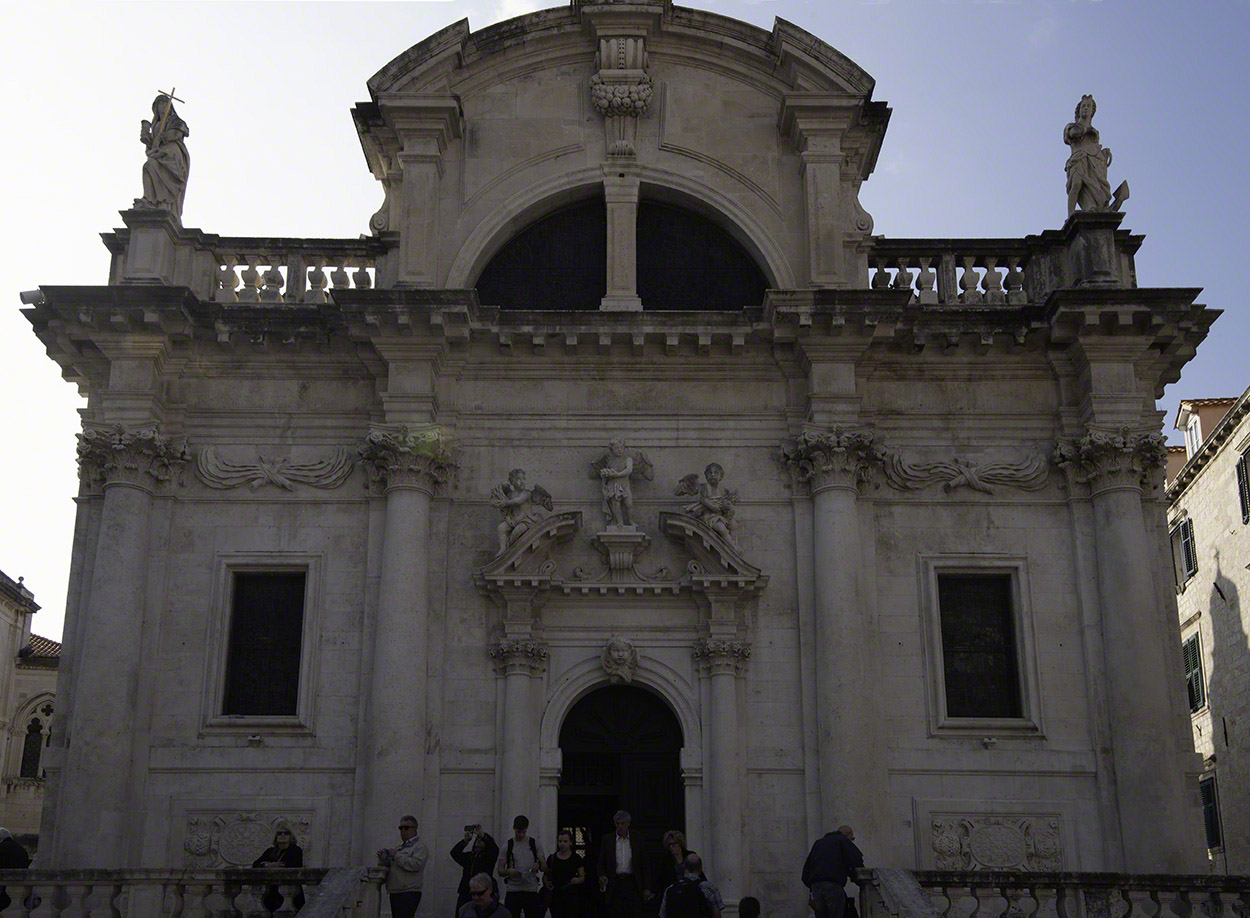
[1168,386,1250,873]
[21,0,1220,908]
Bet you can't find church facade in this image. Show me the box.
[24,1,1218,912]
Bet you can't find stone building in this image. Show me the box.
[0,570,59,846]
[1167,385,1250,873]
[22,0,1219,910]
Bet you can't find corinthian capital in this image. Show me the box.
[359,424,457,494]
[692,638,751,677]
[1053,427,1167,496]
[77,423,190,493]
[489,639,549,677]
[777,427,881,495]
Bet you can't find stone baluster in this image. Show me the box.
[261,260,285,302]
[330,263,351,294]
[693,638,750,903]
[1055,428,1197,871]
[238,259,261,302]
[915,257,938,304]
[491,639,549,825]
[870,257,890,290]
[357,425,457,859]
[56,423,188,867]
[216,256,239,303]
[305,257,328,304]
[777,428,884,854]
[892,258,914,300]
[981,256,1005,303]
[1005,257,1027,304]
[183,883,212,918]
[958,256,982,303]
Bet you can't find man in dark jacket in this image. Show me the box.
[597,810,651,918]
[453,826,500,916]
[801,825,864,918]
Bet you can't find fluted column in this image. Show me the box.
[491,639,548,826]
[358,426,456,852]
[1055,428,1198,871]
[778,429,883,850]
[56,423,188,866]
[693,638,750,902]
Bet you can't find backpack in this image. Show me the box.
[505,836,538,868]
[665,879,713,918]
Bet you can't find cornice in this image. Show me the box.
[1167,384,1250,504]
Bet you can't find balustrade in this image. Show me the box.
[868,241,1034,306]
[0,868,385,917]
[213,241,381,304]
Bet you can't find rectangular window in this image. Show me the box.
[222,571,306,716]
[937,573,1023,719]
[1182,633,1205,713]
[1171,519,1197,586]
[1199,775,1222,849]
[1237,449,1250,525]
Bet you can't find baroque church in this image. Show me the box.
[22,0,1219,912]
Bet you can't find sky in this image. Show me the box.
[2,0,1247,640]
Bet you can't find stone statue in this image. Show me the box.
[675,462,740,548]
[137,93,190,218]
[490,468,553,554]
[590,438,653,528]
[601,636,638,684]
[1063,94,1128,216]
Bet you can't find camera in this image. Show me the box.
[465,824,476,833]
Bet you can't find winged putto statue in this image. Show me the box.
[590,437,654,528]
[491,468,554,554]
[675,462,740,549]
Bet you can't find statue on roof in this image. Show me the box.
[1064,94,1128,216]
[137,93,190,219]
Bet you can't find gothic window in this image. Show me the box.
[937,573,1023,719]
[20,718,43,778]
[1183,633,1206,713]
[1199,775,1222,849]
[222,571,306,717]
[1170,519,1197,586]
[1236,448,1249,524]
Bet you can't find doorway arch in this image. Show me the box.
[557,684,685,893]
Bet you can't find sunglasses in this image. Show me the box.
[398,825,416,830]
[276,831,291,836]
[470,890,490,898]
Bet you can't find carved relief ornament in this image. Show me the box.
[930,815,1062,871]
[184,812,313,868]
[77,423,191,492]
[358,424,457,494]
[602,635,639,683]
[1053,427,1167,496]
[196,446,354,491]
[692,638,751,677]
[777,428,882,494]
[879,451,1050,494]
[590,35,653,156]
[489,639,549,677]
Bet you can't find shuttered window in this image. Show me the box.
[1237,449,1250,525]
[1182,633,1205,713]
[1199,775,1222,849]
[222,571,306,716]
[1171,519,1198,585]
[937,573,1023,719]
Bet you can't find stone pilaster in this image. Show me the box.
[492,639,549,828]
[56,422,188,867]
[601,166,643,311]
[357,424,456,860]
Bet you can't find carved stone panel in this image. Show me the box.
[925,812,1065,871]
[183,811,315,868]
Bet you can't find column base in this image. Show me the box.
[600,294,643,312]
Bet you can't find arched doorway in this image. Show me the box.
[558,684,684,891]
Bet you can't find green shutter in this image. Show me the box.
[1183,634,1205,713]
[1199,776,1222,849]
[1237,451,1250,525]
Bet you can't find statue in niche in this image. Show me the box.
[590,438,653,528]
[1064,94,1128,215]
[490,468,553,554]
[602,636,639,684]
[137,93,191,219]
[676,462,740,549]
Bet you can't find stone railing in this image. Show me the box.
[859,869,1250,918]
[212,238,382,304]
[0,867,386,916]
[867,240,1037,305]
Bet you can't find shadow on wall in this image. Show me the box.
[1204,549,1248,870]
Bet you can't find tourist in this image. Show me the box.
[657,853,720,918]
[597,810,651,918]
[378,814,430,918]
[661,830,704,887]
[497,815,545,918]
[545,829,586,918]
[460,873,512,918]
[801,825,863,918]
[739,896,761,918]
[453,824,500,916]
[252,823,305,912]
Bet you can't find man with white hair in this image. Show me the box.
[597,810,651,918]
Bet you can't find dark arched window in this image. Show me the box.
[475,197,768,310]
[20,718,43,778]
[636,200,768,309]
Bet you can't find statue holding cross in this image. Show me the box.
[136,89,190,219]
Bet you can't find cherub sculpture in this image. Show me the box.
[601,635,639,684]
[137,93,191,219]
[490,468,553,554]
[675,462,740,549]
[590,438,653,528]
[1064,94,1128,216]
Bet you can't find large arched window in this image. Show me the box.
[20,718,44,778]
[475,197,768,310]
